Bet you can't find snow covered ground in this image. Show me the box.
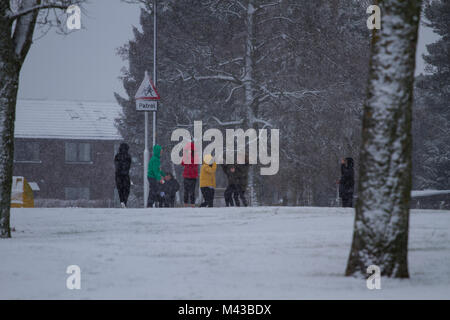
[1,207,449,300]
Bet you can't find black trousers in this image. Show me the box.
[164,195,176,207]
[224,184,235,206]
[147,177,160,207]
[160,195,175,207]
[200,187,215,207]
[116,174,130,205]
[342,196,353,208]
[184,178,197,204]
[236,185,248,207]
[224,184,246,207]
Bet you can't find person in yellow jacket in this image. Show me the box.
[199,154,217,207]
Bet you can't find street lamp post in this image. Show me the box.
[143,0,157,208]
[153,0,157,148]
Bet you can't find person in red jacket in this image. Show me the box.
[181,142,199,207]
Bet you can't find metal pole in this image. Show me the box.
[143,109,149,208]
[337,159,341,207]
[153,0,157,148]
[144,0,157,208]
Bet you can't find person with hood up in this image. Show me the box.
[181,142,199,207]
[147,144,165,207]
[114,143,132,208]
[199,154,217,207]
[338,157,355,208]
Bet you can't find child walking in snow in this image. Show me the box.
[160,173,180,207]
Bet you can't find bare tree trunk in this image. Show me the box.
[1,1,81,237]
[345,0,422,277]
[0,1,40,238]
[0,11,20,238]
[243,1,255,128]
[247,165,258,206]
[243,1,260,206]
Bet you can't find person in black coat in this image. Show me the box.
[160,173,180,207]
[222,164,240,207]
[339,157,354,208]
[114,143,132,208]
[234,161,249,207]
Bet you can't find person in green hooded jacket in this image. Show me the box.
[147,144,165,207]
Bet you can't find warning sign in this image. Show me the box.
[135,71,160,111]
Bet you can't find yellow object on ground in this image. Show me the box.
[11,176,34,208]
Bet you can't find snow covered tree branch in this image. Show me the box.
[175,69,242,84]
[6,0,82,20]
[118,0,371,207]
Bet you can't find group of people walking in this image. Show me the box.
[115,142,355,209]
[177,142,250,208]
[147,144,180,208]
[114,142,250,208]
[222,159,249,207]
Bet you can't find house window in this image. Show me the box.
[65,187,90,200]
[15,141,40,162]
[65,142,92,163]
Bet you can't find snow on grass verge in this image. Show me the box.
[0,207,449,299]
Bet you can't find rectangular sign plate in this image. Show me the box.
[136,100,157,111]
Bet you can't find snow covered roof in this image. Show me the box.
[14,100,123,140]
[411,190,450,198]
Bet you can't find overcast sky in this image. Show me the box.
[18,0,440,103]
[18,0,141,102]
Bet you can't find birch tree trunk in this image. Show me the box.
[0,6,20,238]
[345,0,422,277]
[243,1,259,206]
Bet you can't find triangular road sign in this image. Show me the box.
[135,71,160,100]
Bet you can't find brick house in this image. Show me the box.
[13,99,123,205]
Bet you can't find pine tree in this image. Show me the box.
[115,1,225,205]
[412,0,450,190]
[118,0,370,206]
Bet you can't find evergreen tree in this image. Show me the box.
[115,1,226,205]
[117,0,370,206]
[412,0,450,190]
